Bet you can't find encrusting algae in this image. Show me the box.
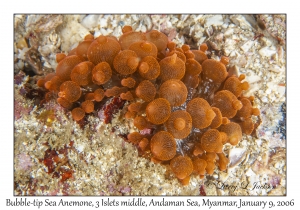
[36,25,261,186]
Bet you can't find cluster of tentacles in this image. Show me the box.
[37,25,260,185]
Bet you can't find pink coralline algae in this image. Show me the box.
[16,153,34,171]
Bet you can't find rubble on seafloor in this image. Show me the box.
[14,14,286,195]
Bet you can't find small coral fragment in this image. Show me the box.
[101,97,126,124]
[150,131,176,161]
[16,37,28,50]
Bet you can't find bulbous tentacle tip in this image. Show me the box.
[169,53,177,64]
[84,34,94,41]
[37,78,46,88]
[97,35,107,44]
[222,117,230,125]
[121,77,136,88]
[229,135,239,146]
[219,132,228,144]
[56,53,66,63]
[185,51,195,59]
[125,111,136,119]
[120,91,134,101]
[199,43,208,52]
[141,42,153,52]
[220,56,229,65]
[57,91,64,98]
[179,176,190,186]
[127,56,140,70]
[167,41,176,51]
[44,81,52,90]
[127,132,144,144]
[174,117,186,131]
[193,143,204,156]
[232,100,243,110]
[206,109,216,121]
[122,25,132,34]
[248,96,255,101]
[238,74,246,81]
[139,61,149,74]
[151,157,162,164]
[138,138,149,151]
[252,108,260,116]
[94,71,105,83]
[71,107,85,121]
[181,44,190,52]
[241,81,250,90]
